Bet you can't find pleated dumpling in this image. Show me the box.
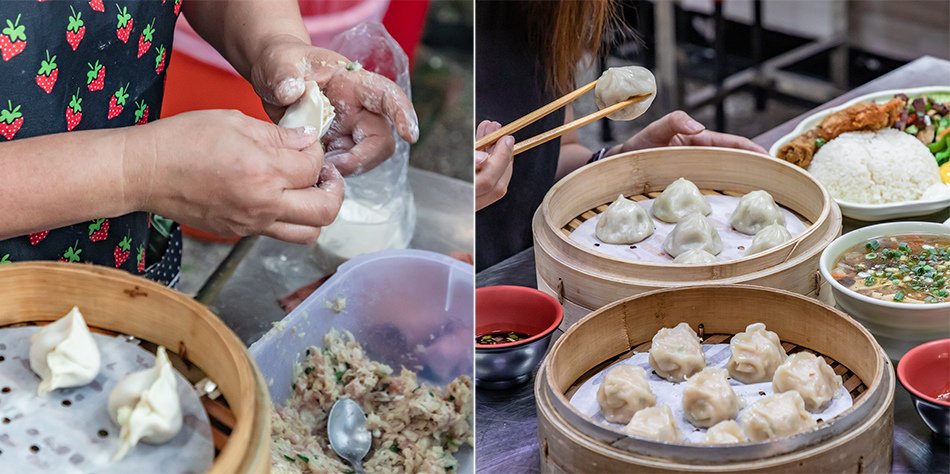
[652,178,712,223]
[649,322,706,382]
[682,367,742,428]
[727,323,787,384]
[278,80,336,139]
[623,406,683,443]
[672,248,718,264]
[597,365,656,424]
[663,213,723,258]
[595,194,655,244]
[746,223,793,255]
[738,391,816,441]
[730,190,786,235]
[29,306,101,395]
[702,420,749,444]
[594,66,657,121]
[773,352,843,412]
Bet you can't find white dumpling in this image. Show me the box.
[663,213,723,258]
[649,322,706,382]
[595,194,654,244]
[623,406,683,442]
[672,248,718,264]
[652,178,712,223]
[727,323,787,384]
[682,367,742,428]
[746,223,793,255]
[597,365,656,424]
[730,190,786,235]
[702,420,749,444]
[593,66,656,121]
[108,346,183,461]
[738,391,816,441]
[773,352,843,412]
[278,80,336,139]
[29,306,101,396]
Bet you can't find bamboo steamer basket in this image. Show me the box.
[0,262,271,473]
[536,285,894,473]
[533,147,842,326]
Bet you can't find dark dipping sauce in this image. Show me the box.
[477,331,530,345]
[832,234,950,304]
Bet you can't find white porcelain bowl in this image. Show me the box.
[819,221,950,360]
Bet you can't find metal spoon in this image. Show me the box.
[328,398,371,474]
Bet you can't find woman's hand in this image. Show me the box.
[249,35,419,176]
[130,110,344,244]
[620,111,767,154]
[475,120,515,211]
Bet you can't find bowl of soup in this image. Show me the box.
[820,221,950,359]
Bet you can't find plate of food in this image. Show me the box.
[770,86,950,221]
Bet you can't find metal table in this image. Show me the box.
[475,56,950,473]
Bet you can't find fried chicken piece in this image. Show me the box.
[777,129,819,168]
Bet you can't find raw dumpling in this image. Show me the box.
[672,248,718,264]
[730,190,786,235]
[652,178,712,223]
[29,306,101,395]
[595,194,655,244]
[108,346,183,461]
[738,391,816,441]
[746,223,793,255]
[727,323,787,384]
[623,406,683,442]
[278,80,336,139]
[773,352,843,412]
[593,66,657,121]
[682,367,741,428]
[662,213,723,258]
[649,322,706,382]
[597,365,656,424]
[702,420,749,444]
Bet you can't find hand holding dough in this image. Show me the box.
[594,66,657,121]
[278,80,336,140]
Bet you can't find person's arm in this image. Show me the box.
[556,106,595,180]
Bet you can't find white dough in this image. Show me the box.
[648,322,706,382]
[623,405,683,442]
[594,66,657,121]
[595,194,655,244]
[730,190,786,235]
[108,346,183,461]
[662,213,723,257]
[773,352,843,412]
[596,365,656,424]
[278,80,336,139]
[682,367,742,428]
[29,306,101,395]
[746,223,793,255]
[672,248,718,264]
[652,178,712,223]
[702,420,749,444]
[727,323,787,384]
[738,391,816,441]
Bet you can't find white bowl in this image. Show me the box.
[770,86,950,221]
[819,221,950,360]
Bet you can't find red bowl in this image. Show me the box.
[475,286,563,350]
[898,338,950,407]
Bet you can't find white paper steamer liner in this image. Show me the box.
[0,327,213,473]
[569,344,853,444]
[570,195,809,263]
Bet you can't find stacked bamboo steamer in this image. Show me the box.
[533,147,842,325]
[0,263,271,473]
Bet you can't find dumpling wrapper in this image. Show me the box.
[682,367,742,428]
[29,306,101,396]
[595,194,655,244]
[739,391,816,441]
[597,365,656,424]
[648,322,706,382]
[773,352,843,412]
[652,178,712,223]
[746,223,793,255]
[727,322,787,384]
[672,248,718,264]
[662,213,723,258]
[702,420,749,444]
[730,190,786,235]
[278,80,336,140]
[623,405,683,442]
[594,66,657,121]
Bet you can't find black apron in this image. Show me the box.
[0,0,182,285]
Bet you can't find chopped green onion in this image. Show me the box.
[815,137,827,148]
[893,291,906,302]
[865,252,878,260]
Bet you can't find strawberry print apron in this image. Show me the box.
[0,0,183,286]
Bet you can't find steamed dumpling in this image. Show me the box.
[595,194,654,244]
[278,80,336,139]
[663,213,723,258]
[702,420,749,444]
[738,391,816,441]
[773,352,843,412]
[672,248,718,264]
[682,367,742,428]
[652,178,712,223]
[727,323,787,384]
[108,346,183,461]
[597,365,656,424]
[623,406,683,442]
[594,66,657,121]
[29,306,101,395]
[730,190,786,235]
[746,223,793,255]
[649,322,706,382]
